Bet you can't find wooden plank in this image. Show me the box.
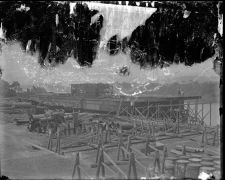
[170,149,183,156]
[64,132,202,154]
[131,147,150,158]
[135,158,146,169]
[103,151,127,178]
[90,160,129,168]
[210,103,212,126]
[102,162,117,175]
[175,145,204,153]
[79,166,91,179]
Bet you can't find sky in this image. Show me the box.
[0,2,220,93]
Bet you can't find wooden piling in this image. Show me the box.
[96,134,103,163]
[68,122,70,136]
[146,166,151,179]
[185,163,201,179]
[182,145,186,155]
[72,152,81,180]
[151,122,155,137]
[127,152,137,179]
[161,146,168,174]
[73,111,78,135]
[209,103,212,126]
[195,99,198,124]
[157,104,159,120]
[153,150,161,173]
[104,122,109,144]
[96,148,105,179]
[213,130,217,146]
[177,108,180,134]
[55,128,61,154]
[117,133,125,161]
[126,136,132,159]
[201,126,207,147]
[0,155,1,178]
[147,100,150,118]
[175,159,189,178]
[145,134,150,156]
[47,131,53,151]
[202,103,204,123]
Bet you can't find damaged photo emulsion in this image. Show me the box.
[0,1,222,179]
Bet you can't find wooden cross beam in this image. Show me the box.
[103,151,127,178]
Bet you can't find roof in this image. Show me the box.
[80,95,201,102]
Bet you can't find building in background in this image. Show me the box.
[71,83,114,98]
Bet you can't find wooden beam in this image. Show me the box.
[79,166,91,179]
[96,148,105,179]
[72,152,81,180]
[210,103,212,126]
[102,162,117,175]
[90,160,129,168]
[127,152,137,179]
[103,151,127,178]
[131,147,151,158]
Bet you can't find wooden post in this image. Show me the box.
[209,103,212,126]
[213,130,217,146]
[72,152,81,180]
[202,103,204,124]
[68,122,70,136]
[213,125,219,146]
[0,155,1,178]
[151,122,155,137]
[96,148,105,179]
[117,133,125,161]
[96,137,102,163]
[182,145,186,155]
[127,152,137,179]
[104,122,109,144]
[47,131,53,151]
[177,109,179,134]
[187,103,191,127]
[153,150,161,173]
[195,99,198,123]
[116,98,123,116]
[217,124,219,145]
[55,128,61,154]
[145,134,150,156]
[201,126,208,147]
[161,146,168,174]
[146,166,152,179]
[157,104,159,120]
[73,111,78,134]
[126,136,132,159]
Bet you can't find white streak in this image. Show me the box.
[25,40,32,52]
[55,14,59,27]
[198,171,210,180]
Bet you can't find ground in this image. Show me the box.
[0,98,221,179]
